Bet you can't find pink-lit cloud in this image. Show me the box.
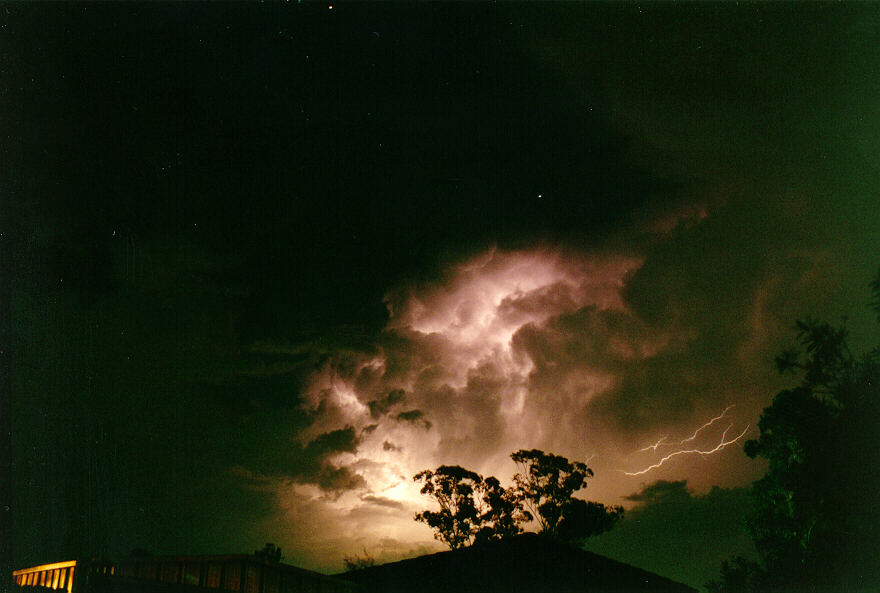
[242,229,849,570]
[251,247,729,564]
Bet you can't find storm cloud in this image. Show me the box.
[238,426,366,494]
[9,2,880,581]
[584,480,756,590]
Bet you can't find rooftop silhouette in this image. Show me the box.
[339,533,697,593]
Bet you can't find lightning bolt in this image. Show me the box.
[678,404,734,445]
[621,423,750,476]
[637,436,670,453]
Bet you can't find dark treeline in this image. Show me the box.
[709,270,880,592]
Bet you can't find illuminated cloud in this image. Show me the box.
[368,389,406,418]
[245,238,822,568]
[251,247,688,560]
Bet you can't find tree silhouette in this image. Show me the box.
[254,543,282,564]
[473,476,532,545]
[707,557,762,593]
[709,270,880,592]
[557,498,624,544]
[413,465,484,549]
[343,548,377,572]
[414,451,621,549]
[511,449,622,541]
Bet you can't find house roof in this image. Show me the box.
[338,533,697,593]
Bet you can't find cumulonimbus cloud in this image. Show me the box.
[263,249,655,519]
[247,241,778,569]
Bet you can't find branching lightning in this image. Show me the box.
[632,405,736,459]
[678,404,735,445]
[637,436,669,453]
[621,423,750,476]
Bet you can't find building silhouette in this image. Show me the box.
[13,535,696,593]
[339,533,697,593]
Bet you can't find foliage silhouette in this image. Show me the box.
[557,498,624,544]
[254,543,282,564]
[414,450,621,549]
[343,548,377,572]
[473,476,532,545]
[512,448,623,542]
[709,269,880,592]
[707,557,763,593]
[413,465,485,549]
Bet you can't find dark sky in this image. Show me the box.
[6,3,880,590]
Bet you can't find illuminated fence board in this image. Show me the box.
[14,555,357,593]
[205,563,222,589]
[13,560,78,593]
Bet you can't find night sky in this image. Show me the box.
[6,3,880,590]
